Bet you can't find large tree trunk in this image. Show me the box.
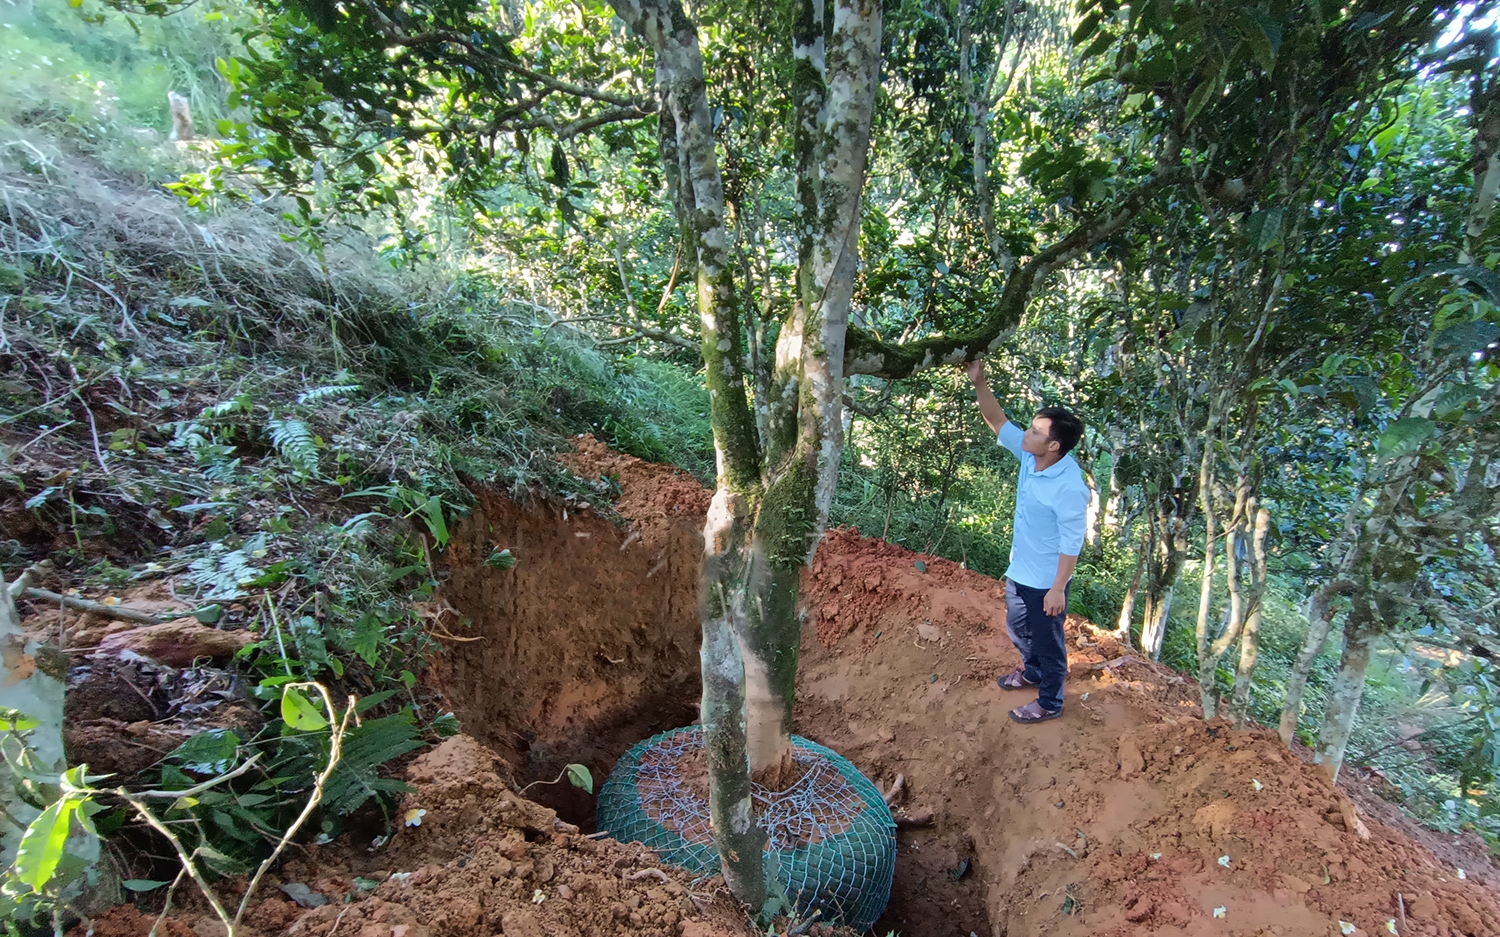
[613,0,769,900]
[613,0,882,911]
[697,493,766,904]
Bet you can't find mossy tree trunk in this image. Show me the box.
[610,0,766,903]
[610,0,883,912]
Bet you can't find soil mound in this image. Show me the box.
[794,527,1500,937]
[73,735,750,937]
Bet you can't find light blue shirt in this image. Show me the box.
[997,421,1091,590]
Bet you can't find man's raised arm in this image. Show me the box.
[962,360,1009,435]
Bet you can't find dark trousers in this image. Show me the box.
[1005,578,1069,712]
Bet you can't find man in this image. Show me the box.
[962,359,1090,724]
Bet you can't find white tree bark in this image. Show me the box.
[1313,613,1380,781]
[1,566,67,866]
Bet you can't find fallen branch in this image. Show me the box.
[7,561,53,599]
[1085,655,1140,672]
[22,588,188,625]
[114,685,350,937]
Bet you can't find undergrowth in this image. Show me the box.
[0,92,710,919]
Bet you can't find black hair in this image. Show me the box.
[1037,406,1084,456]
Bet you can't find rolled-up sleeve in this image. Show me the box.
[1056,482,1091,556]
[997,421,1024,459]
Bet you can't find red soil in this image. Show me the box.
[71,437,1500,937]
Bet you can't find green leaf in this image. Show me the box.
[1377,417,1437,460]
[1247,207,1285,252]
[1071,12,1102,45]
[1246,9,1282,72]
[170,730,241,774]
[1434,384,1481,418]
[1079,29,1116,61]
[1393,264,1500,305]
[432,712,460,737]
[356,689,401,713]
[548,143,570,187]
[281,688,328,731]
[1434,321,1500,356]
[123,879,172,892]
[351,612,385,667]
[485,548,517,570]
[15,798,79,891]
[566,763,593,794]
[1372,122,1401,160]
[192,604,223,624]
[0,707,40,731]
[268,417,320,477]
[421,495,448,548]
[1184,77,1217,127]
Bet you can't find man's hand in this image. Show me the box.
[962,359,985,382]
[1043,587,1067,616]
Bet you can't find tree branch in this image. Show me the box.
[565,316,699,351]
[355,0,652,111]
[843,166,1187,379]
[515,105,655,140]
[22,588,189,625]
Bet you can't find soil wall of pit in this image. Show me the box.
[433,453,710,825]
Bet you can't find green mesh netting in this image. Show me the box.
[596,725,896,932]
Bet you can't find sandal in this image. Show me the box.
[996,667,1038,690]
[1009,701,1063,724]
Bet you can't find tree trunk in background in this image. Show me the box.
[1102,432,1126,539]
[1228,507,1271,729]
[956,0,1020,274]
[1193,449,1220,716]
[1278,583,1341,746]
[1113,531,1147,648]
[1083,468,1102,556]
[1139,497,1188,659]
[1313,605,1380,781]
[1139,585,1173,659]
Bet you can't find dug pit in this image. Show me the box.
[435,437,1500,937]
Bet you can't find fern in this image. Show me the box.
[200,394,254,419]
[297,384,362,404]
[187,539,265,599]
[268,417,321,476]
[322,712,423,815]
